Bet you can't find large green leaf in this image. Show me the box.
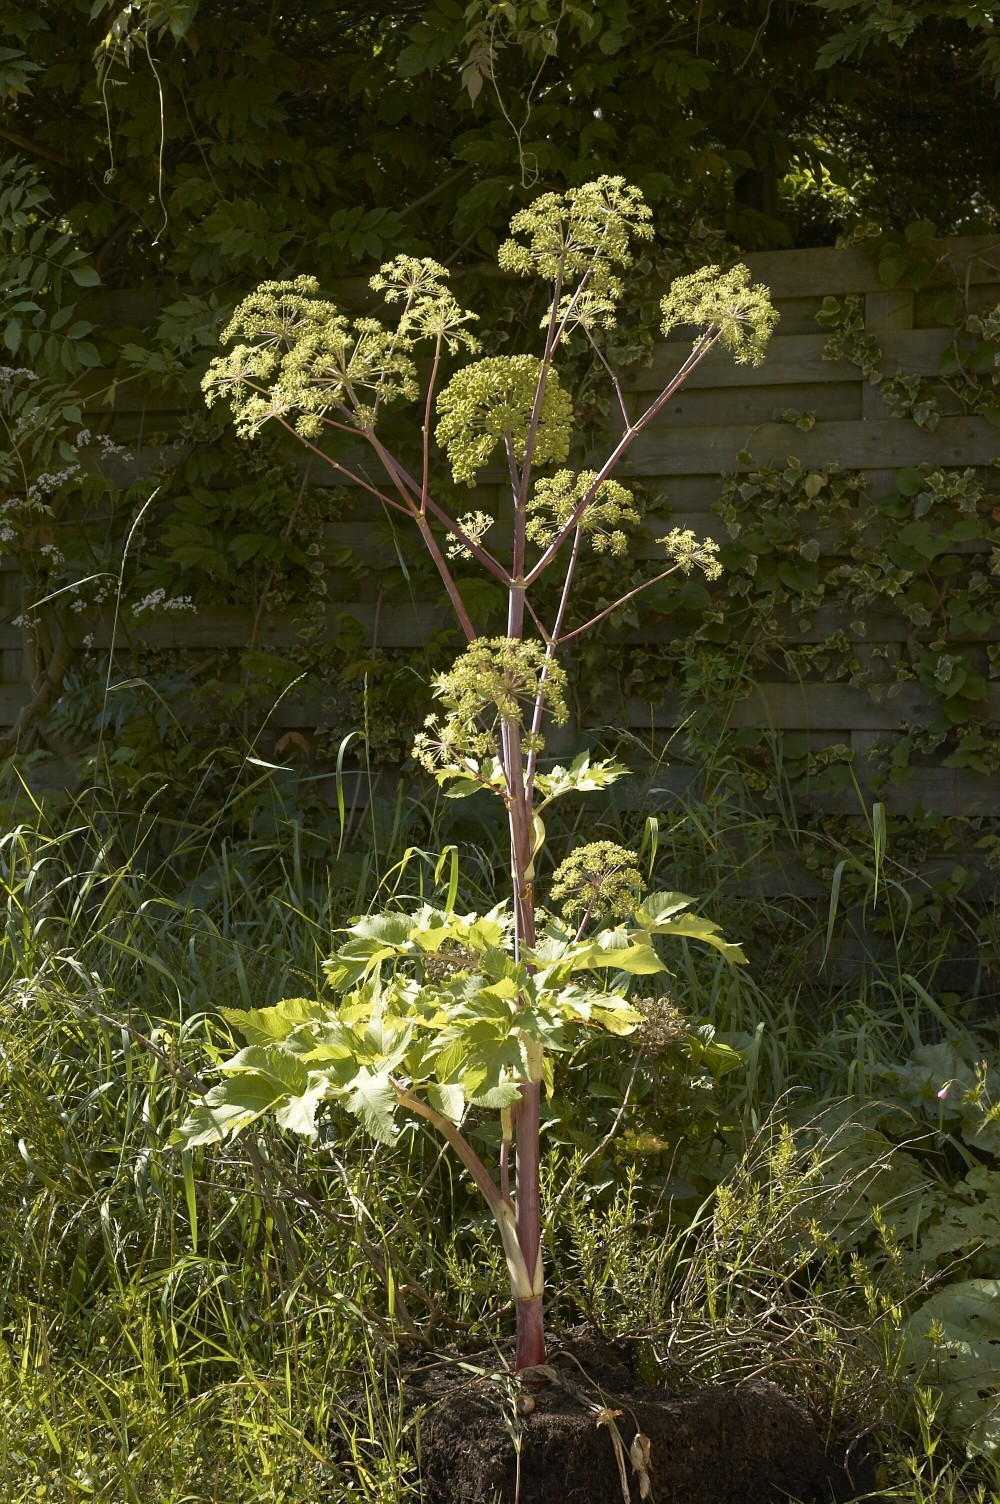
[906,1279,1000,1456]
[349,912,416,945]
[170,1074,285,1149]
[221,996,322,1047]
[426,1082,465,1123]
[917,1170,1000,1266]
[534,751,631,802]
[634,891,695,927]
[276,1079,330,1138]
[345,1069,397,1145]
[644,912,747,965]
[577,935,667,975]
[223,1044,310,1096]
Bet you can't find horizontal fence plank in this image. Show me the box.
[741,236,1000,297]
[628,416,1000,474]
[626,681,1000,731]
[103,413,1000,491]
[625,329,954,392]
[0,687,27,723]
[4,587,998,656]
[634,381,861,427]
[621,768,1000,818]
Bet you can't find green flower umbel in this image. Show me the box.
[660,264,779,366]
[550,841,646,924]
[412,638,569,772]
[435,356,573,486]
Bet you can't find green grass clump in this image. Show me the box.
[0,761,997,1499]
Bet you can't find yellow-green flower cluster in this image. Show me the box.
[202,262,479,440]
[435,356,573,486]
[446,509,495,560]
[499,177,653,335]
[202,275,417,438]
[412,638,568,773]
[369,255,480,354]
[499,176,652,283]
[550,841,646,923]
[527,469,640,555]
[658,527,723,580]
[659,264,779,366]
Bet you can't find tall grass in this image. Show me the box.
[0,745,995,1500]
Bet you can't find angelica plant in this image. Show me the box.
[173,177,777,1372]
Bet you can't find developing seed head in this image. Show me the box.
[632,993,687,1056]
[435,355,573,486]
[369,255,451,303]
[550,841,646,923]
[659,264,778,366]
[412,712,465,775]
[658,527,723,580]
[446,509,495,560]
[528,469,640,555]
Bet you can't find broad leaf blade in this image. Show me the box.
[649,912,747,965]
[221,996,321,1047]
[346,1069,397,1145]
[170,1074,283,1149]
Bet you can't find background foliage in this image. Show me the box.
[2,5,1000,1494]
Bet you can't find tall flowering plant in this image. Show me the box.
[173,179,777,1370]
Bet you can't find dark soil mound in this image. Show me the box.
[406,1332,878,1504]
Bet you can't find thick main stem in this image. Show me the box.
[503,708,545,1370]
[513,1074,544,1370]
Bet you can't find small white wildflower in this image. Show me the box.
[132,589,196,616]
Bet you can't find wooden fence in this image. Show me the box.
[3,235,1000,821]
